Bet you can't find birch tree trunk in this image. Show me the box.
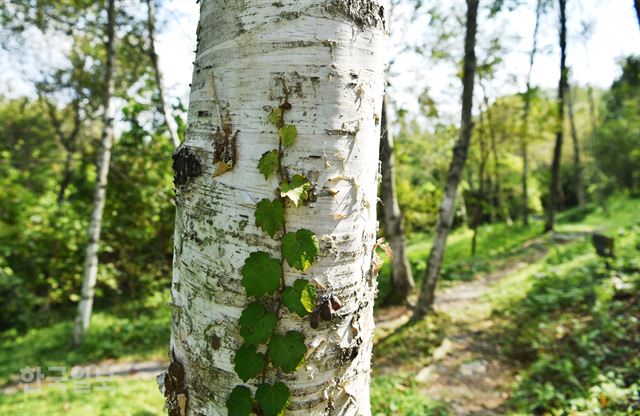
[379,94,414,305]
[567,83,585,207]
[544,0,567,233]
[71,0,116,347]
[413,0,478,321]
[164,1,387,414]
[520,0,543,226]
[147,0,180,148]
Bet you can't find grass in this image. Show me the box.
[0,302,170,385]
[371,374,449,416]
[374,313,449,370]
[0,378,163,415]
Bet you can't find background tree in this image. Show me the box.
[519,0,545,225]
[544,0,568,233]
[146,0,180,148]
[413,0,479,320]
[566,81,586,207]
[379,94,415,305]
[71,0,117,347]
[164,1,387,414]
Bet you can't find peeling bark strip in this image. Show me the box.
[160,360,189,416]
[167,0,387,414]
[172,147,203,188]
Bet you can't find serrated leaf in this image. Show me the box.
[268,331,306,373]
[282,229,319,272]
[241,252,282,297]
[258,150,279,180]
[280,174,311,208]
[226,385,253,416]
[256,382,290,416]
[234,344,265,382]
[299,280,317,313]
[255,199,285,238]
[239,303,277,346]
[278,125,297,147]
[268,107,283,126]
[282,279,317,317]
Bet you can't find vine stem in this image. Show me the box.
[261,96,290,384]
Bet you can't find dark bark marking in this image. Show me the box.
[326,0,386,29]
[173,146,203,188]
[163,359,189,416]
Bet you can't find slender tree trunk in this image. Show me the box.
[635,0,640,29]
[413,0,478,321]
[587,85,608,214]
[481,86,510,225]
[58,150,75,205]
[164,1,387,414]
[520,0,543,226]
[43,98,81,206]
[146,0,180,148]
[71,0,116,347]
[471,109,488,256]
[544,0,567,233]
[380,95,415,305]
[566,83,585,207]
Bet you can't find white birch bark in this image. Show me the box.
[166,0,388,414]
[71,0,116,347]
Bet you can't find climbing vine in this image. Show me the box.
[226,89,337,416]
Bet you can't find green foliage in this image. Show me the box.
[255,198,285,238]
[226,386,254,416]
[268,331,306,372]
[258,150,279,180]
[492,226,640,414]
[282,229,319,272]
[278,125,297,147]
[234,345,266,382]
[280,174,312,207]
[282,279,317,317]
[595,56,640,191]
[0,96,175,331]
[240,252,282,297]
[255,382,291,416]
[239,303,277,346]
[268,108,283,127]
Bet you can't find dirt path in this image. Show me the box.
[375,242,551,416]
[415,257,541,416]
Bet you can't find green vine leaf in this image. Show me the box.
[268,107,283,126]
[278,125,297,147]
[255,199,285,238]
[268,331,306,373]
[258,150,279,180]
[234,344,266,382]
[282,229,319,272]
[226,385,253,416]
[256,382,290,416]
[241,252,282,297]
[280,174,311,208]
[282,279,317,317]
[239,303,277,346]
